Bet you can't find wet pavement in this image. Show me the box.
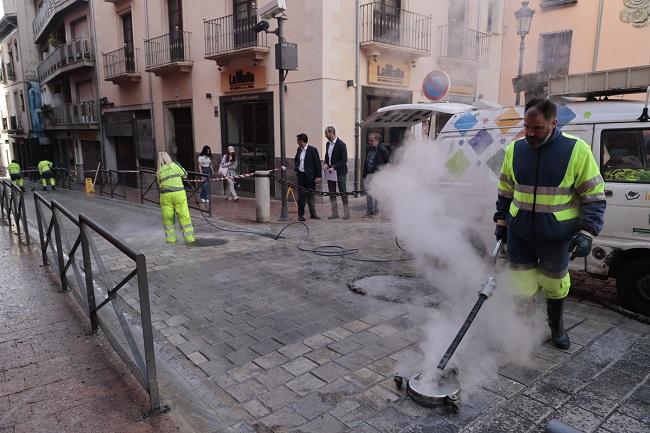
[0,222,179,433]
[2,186,649,433]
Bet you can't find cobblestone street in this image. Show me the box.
[3,188,649,433]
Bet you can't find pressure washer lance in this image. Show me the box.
[394,240,504,410]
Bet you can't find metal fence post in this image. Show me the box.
[136,253,163,411]
[34,195,49,266]
[51,209,68,291]
[79,221,99,332]
[18,189,30,245]
[139,170,144,204]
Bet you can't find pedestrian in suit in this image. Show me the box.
[294,133,322,222]
[363,132,390,217]
[324,126,350,219]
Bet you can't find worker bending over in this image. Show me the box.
[37,159,56,191]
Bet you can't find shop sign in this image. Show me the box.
[221,67,267,93]
[368,58,410,87]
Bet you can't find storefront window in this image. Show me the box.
[601,128,650,183]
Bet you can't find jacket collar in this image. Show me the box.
[526,127,561,149]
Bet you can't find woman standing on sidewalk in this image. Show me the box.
[198,146,213,203]
[220,146,239,202]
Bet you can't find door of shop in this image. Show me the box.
[115,136,138,187]
[220,92,274,195]
[170,106,194,171]
[362,86,412,152]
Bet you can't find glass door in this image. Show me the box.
[122,13,135,72]
[168,0,183,62]
[234,0,257,49]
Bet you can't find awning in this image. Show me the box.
[363,103,473,128]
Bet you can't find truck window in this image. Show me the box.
[601,128,650,183]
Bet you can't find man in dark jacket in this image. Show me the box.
[294,133,322,221]
[324,126,350,219]
[363,132,390,217]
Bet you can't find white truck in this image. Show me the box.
[365,99,650,316]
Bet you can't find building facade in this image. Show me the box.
[500,0,650,105]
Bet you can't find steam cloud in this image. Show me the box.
[369,136,546,395]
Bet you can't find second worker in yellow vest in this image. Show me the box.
[156,151,195,245]
[37,159,56,191]
[8,160,24,189]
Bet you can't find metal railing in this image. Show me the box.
[204,13,268,57]
[96,169,139,200]
[360,2,431,52]
[38,38,94,82]
[33,0,57,39]
[104,46,139,79]
[49,100,98,126]
[6,62,16,81]
[144,30,191,70]
[9,115,22,133]
[438,25,491,64]
[139,168,211,216]
[0,179,30,245]
[32,192,167,415]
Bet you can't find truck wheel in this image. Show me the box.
[616,257,650,316]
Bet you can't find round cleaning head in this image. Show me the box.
[406,369,461,408]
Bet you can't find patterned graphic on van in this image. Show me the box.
[486,148,506,177]
[557,105,576,129]
[495,107,521,134]
[453,112,478,135]
[469,129,494,155]
[446,149,471,177]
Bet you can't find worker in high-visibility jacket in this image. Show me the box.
[37,159,56,190]
[8,160,24,189]
[494,99,606,350]
[156,151,195,245]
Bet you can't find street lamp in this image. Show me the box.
[514,0,535,105]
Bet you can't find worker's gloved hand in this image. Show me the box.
[568,231,593,259]
[494,224,507,243]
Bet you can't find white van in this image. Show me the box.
[365,100,650,315]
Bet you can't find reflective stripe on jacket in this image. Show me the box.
[8,162,20,174]
[496,128,606,241]
[37,160,53,174]
[157,162,186,194]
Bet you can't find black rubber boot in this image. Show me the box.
[547,298,570,350]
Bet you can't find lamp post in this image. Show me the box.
[514,1,535,106]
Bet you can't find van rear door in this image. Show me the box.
[595,123,650,241]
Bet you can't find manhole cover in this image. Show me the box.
[191,238,229,247]
[348,275,446,308]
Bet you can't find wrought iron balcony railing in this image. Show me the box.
[48,100,98,127]
[360,2,431,53]
[37,38,94,83]
[104,46,139,80]
[9,115,22,132]
[438,25,491,64]
[33,0,82,41]
[204,13,268,58]
[144,30,191,71]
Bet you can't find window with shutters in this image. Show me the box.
[537,30,572,77]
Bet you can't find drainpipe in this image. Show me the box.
[88,0,105,167]
[592,0,604,72]
[354,0,361,193]
[144,0,157,164]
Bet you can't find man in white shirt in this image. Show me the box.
[294,133,322,221]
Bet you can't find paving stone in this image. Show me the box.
[227,379,268,403]
[447,388,505,428]
[617,397,650,424]
[535,345,573,364]
[260,408,307,432]
[305,347,340,365]
[243,399,271,418]
[187,351,209,366]
[366,406,413,433]
[255,367,295,389]
[523,382,572,409]
[571,389,619,417]
[165,313,190,327]
[167,333,188,346]
[335,352,373,371]
[311,362,350,384]
[367,324,400,338]
[253,351,289,370]
[290,392,336,421]
[356,385,400,411]
[250,338,283,356]
[292,413,349,433]
[227,347,260,365]
[400,416,459,433]
[327,339,362,355]
[582,367,640,400]
[277,343,311,360]
[375,335,413,353]
[286,373,327,396]
[368,357,399,377]
[600,412,650,433]
[282,357,318,377]
[504,394,554,423]
[322,327,353,342]
[258,386,297,411]
[344,367,384,389]
[542,370,587,395]
[468,407,536,433]
[303,334,334,350]
[357,344,395,361]
[343,320,372,333]
[351,331,383,346]
[230,361,263,383]
[551,403,603,433]
[329,399,377,429]
[481,375,526,399]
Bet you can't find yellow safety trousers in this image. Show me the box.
[160,190,194,244]
[510,267,570,300]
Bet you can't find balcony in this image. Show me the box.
[360,2,431,58]
[8,115,23,135]
[204,13,269,66]
[104,46,141,84]
[37,38,94,84]
[33,0,87,42]
[144,30,192,76]
[438,25,491,64]
[46,100,98,129]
